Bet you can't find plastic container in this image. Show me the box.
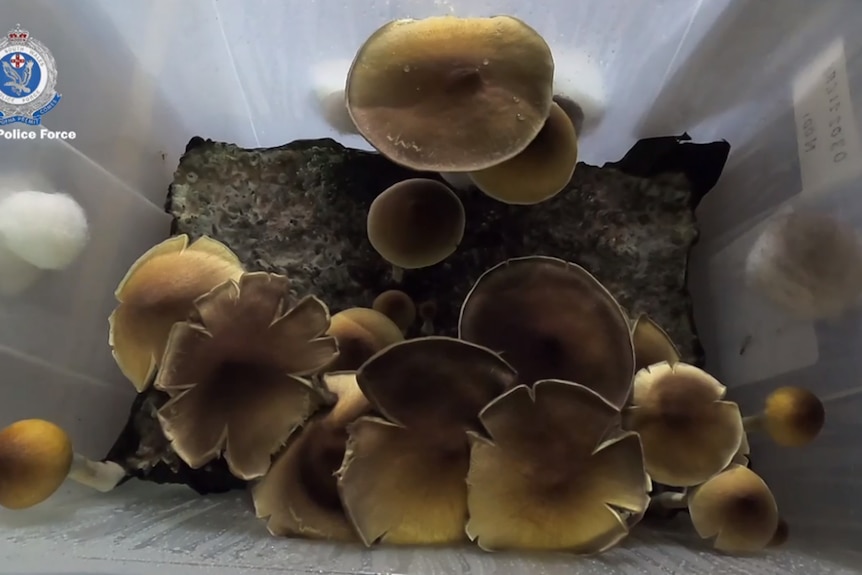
[1,0,862,573]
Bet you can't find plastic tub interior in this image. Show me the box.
[1,1,861,573]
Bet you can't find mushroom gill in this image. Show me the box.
[109,234,244,392]
[325,307,404,371]
[743,386,825,447]
[465,379,650,554]
[336,336,517,546]
[459,256,635,409]
[252,372,371,541]
[345,15,555,172]
[468,101,578,205]
[631,313,682,372]
[153,272,339,480]
[622,361,745,487]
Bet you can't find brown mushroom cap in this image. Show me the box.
[459,256,635,409]
[768,518,790,547]
[371,290,416,333]
[688,464,779,553]
[325,307,404,371]
[109,234,244,392]
[468,101,578,205]
[465,380,651,553]
[631,313,682,372]
[762,386,825,446]
[367,179,465,270]
[345,15,555,172]
[0,419,74,509]
[624,361,744,487]
[552,94,585,135]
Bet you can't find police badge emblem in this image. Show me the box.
[0,24,61,126]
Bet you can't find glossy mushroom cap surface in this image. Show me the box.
[764,386,825,446]
[459,256,635,408]
[326,307,405,371]
[0,419,74,509]
[367,179,465,270]
[345,15,554,172]
[469,101,578,205]
[688,464,779,553]
[631,313,682,371]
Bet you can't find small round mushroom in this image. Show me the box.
[654,465,779,553]
[622,361,745,487]
[743,386,825,447]
[109,234,245,392]
[768,518,790,548]
[325,307,405,371]
[459,256,635,409]
[631,313,682,372]
[372,290,416,334]
[552,94,585,135]
[418,299,437,335]
[0,419,126,509]
[345,15,555,172]
[366,179,465,282]
[468,101,578,205]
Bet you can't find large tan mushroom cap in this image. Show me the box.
[154,272,338,480]
[325,307,404,371]
[345,15,555,172]
[337,336,517,546]
[459,256,635,409]
[631,313,682,372]
[623,362,744,487]
[108,234,244,392]
[367,179,465,270]
[0,419,73,509]
[465,380,650,553]
[688,464,779,553]
[372,290,416,334]
[468,101,578,205]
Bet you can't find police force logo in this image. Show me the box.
[0,24,61,126]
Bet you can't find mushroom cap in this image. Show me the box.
[688,464,779,553]
[345,15,555,172]
[0,419,74,509]
[326,308,404,371]
[552,94,585,135]
[768,518,790,547]
[321,371,371,428]
[367,179,465,270]
[108,234,244,392]
[459,256,635,409]
[624,362,744,487]
[631,313,682,372]
[468,101,578,205]
[372,290,416,334]
[465,380,651,553]
[763,386,825,446]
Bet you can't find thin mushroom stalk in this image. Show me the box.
[649,490,688,511]
[68,454,127,492]
[390,265,404,283]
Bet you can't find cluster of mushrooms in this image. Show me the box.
[0,14,827,559]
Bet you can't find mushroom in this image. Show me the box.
[743,386,825,447]
[325,307,404,371]
[345,15,555,172]
[769,518,790,548]
[651,464,779,553]
[468,101,578,205]
[0,419,126,509]
[252,372,371,541]
[366,179,465,282]
[371,290,416,334]
[622,361,745,487]
[336,336,517,546]
[418,299,437,335]
[552,94,585,135]
[154,271,339,480]
[631,313,682,372]
[465,379,651,553]
[109,234,245,392]
[459,256,635,409]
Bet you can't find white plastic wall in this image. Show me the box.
[1,1,861,573]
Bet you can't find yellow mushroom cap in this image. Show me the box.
[763,386,825,446]
[688,464,779,553]
[0,419,74,509]
[372,290,416,333]
[345,15,555,172]
[468,101,578,205]
[631,313,682,372]
[366,179,465,270]
[326,307,405,371]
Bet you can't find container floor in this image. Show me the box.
[1,481,859,575]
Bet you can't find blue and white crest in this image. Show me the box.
[0,24,61,126]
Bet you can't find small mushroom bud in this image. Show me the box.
[372,290,416,334]
[743,386,825,447]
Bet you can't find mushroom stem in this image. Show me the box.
[67,454,127,492]
[649,490,688,511]
[743,414,765,432]
[391,265,404,283]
